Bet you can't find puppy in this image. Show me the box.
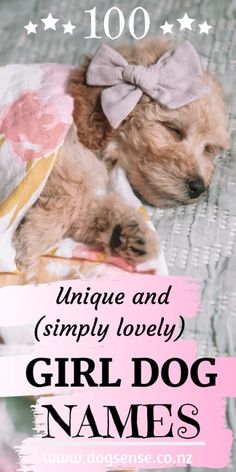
[15,127,158,271]
[14,38,229,271]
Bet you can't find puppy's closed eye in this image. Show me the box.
[163,121,184,141]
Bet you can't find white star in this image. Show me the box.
[41,13,59,31]
[62,21,76,35]
[199,20,213,35]
[160,21,174,35]
[24,21,38,35]
[177,12,195,31]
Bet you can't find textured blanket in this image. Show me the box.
[0,63,167,284]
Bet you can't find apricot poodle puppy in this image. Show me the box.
[14,38,229,271]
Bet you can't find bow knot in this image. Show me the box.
[86,41,210,129]
[123,64,148,88]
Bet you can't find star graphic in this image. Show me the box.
[62,21,76,35]
[24,21,38,35]
[160,21,174,35]
[199,20,213,35]
[177,12,195,31]
[41,12,59,31]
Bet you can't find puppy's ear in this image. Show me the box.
[67,60,114,150]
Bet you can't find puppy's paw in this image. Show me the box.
[15,256,38,273]
[13,226,40,273]
[14,243,39,273]
[109,215,159,264]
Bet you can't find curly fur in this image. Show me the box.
[14,38,229,270]
[14,126,158,271]
[69,38,229,206]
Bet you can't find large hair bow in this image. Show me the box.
[86,41,209,129]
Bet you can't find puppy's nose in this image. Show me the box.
[187,178,206,199]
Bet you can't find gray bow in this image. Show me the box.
[86,41,210,129]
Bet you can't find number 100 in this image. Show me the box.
[84,7,150,40]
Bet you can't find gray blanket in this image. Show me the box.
[0,0,235,470]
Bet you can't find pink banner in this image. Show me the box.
[0,276,235,470]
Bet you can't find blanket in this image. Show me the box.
[0,63,167,284]
[0,63,167,470]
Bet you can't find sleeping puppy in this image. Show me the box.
[14,38,229,271]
